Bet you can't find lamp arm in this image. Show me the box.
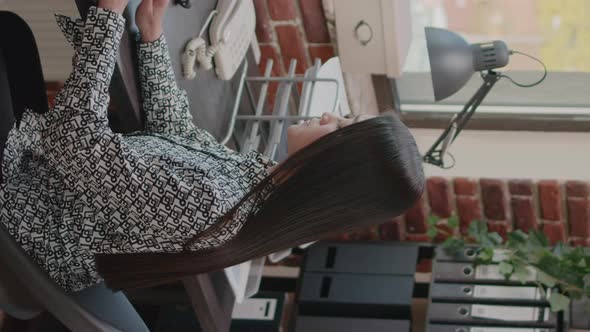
[423,71,500,167]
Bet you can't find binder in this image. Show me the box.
[434,262,536,285]
[435,247,510,262]
[297,272,413,319]
[304,242,418,275]
[428,303,556,328]
[427,324,556,332]
[430,284,546,305]
[295,316,410,332]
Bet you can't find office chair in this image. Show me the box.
[0,10,122,332]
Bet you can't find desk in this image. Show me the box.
[74,1,258,331]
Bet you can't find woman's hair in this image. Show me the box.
[96,113,425,290]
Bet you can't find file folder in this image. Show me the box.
[430,284,546,305]
[295,316,410,332]
[428,303,556,328]
[297,272,413,319]
[428,324,556,332]
[434,262,536,284]
[304,242,418,275]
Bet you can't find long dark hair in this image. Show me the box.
[96,113,425,290]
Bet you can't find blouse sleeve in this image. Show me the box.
[136,35,202,139]
[42,7,260,254]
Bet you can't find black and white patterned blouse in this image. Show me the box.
[0,7,275,292]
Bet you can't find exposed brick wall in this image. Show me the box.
[338,178,590,247]
[253,0,335,106]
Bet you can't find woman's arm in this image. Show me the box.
[135,0,203,139]
[42,5,225,253]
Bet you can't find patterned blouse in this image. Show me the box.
[0,7,275,292]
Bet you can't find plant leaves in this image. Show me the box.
[548,291,570,312]
[442,237,464,254]
[477,247,494,263]
[427,227,438,239]
[499,261,514,277]
[468,220,488,240]
[513,264,531,284]
[427,215,439,226]
[537,271,557,288]
[488,232,504,245]
[447,215,459,229]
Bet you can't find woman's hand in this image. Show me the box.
[136,0,169,42]
[98,0,130,15]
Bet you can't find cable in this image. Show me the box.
[499,50,548,87]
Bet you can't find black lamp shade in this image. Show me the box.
[425,27,475,101]
[425,27,511,102]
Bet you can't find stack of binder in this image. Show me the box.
[294,242,419,332]
[427,246,561,332]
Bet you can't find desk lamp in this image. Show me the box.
[422,27,546,168]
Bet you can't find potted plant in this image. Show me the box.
[428,215,590,313]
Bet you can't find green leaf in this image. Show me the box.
[468,220,488,239]
[427,215,439,226]
[528,230,549,248]
[499,261,514,277]
[548,291,570,312]
[427,227,438,239]
[513,264,531,284]
[447,215,459,229]
[537,271,557,288]
[488,232,504,245]
[477,247,494,263]
[578,258,587,268]
[442,237,464,254]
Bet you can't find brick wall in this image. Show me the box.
[253,0,335,105]
[334,178,590,247]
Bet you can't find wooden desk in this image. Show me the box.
[74,1,258,331]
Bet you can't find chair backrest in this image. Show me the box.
[0,11,119,332]
[0,10,48,183]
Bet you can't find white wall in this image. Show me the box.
[412,128,590,180]
[0,0,77,81]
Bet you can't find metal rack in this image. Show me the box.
[219,57,344,303]
[220,58,343,160]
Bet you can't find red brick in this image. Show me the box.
[416,258,433,273]
[453,177,477,196]
[275,25,309,74]
[456,196,481,235]
[379,218,405,241]
[347,225,380,241]
[404,197,428,233]
[508,179,534,196]
[298,0,330,43]
[267,0,296,20]
[253,0,273,42]
[511,196,538,232]
[567,197,590,238]
[538,180,562,221]
[405,233,432,242]
[46,81,64,108]
[434,222,455,243]
[427,177,453,218]
[308,45,335,63]
[569,237,586,247]
[259,45,284,107]
[566,181,589,198]
[542,221,567,245]
[487,221,511,242]
[480,179,507,220]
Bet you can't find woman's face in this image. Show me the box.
[287,112,374,155]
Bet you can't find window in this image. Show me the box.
[396,0,590,131]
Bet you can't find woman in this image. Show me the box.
[0,0,424,294]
